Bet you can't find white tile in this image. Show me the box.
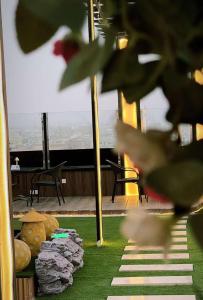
[119,264,193,272]
[107,296,195,300]
[124,245,187,252]
[128,237,188,244]
[122,253,189,260]
[177,220,187,224]
[128,239,136,243]
[111,276,192,286]
[173,225,186,230]
[172,231,187,236]
[172,237,187,243]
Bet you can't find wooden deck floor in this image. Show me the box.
[12,195,176,215]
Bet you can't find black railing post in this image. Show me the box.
[88,0,103,245]
[42,113,50,169]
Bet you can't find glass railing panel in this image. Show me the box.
[48,111,93,150]
[8,113,43,167]
[8,113,43,152]
[99,109,117,149]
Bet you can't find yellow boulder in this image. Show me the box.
[43,214,59,239]
[20,209,47,257]
[20,222,46,257]
[14,239,31,272]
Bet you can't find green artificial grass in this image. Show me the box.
[13,216,203,300]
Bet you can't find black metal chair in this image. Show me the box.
[12,181,29,207]
[106,159,148,203]
[30,161,67,206]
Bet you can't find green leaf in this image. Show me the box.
[59,36,114,90]
[136,0,198,40]
[102,49,160,102]
[146,160,203,208]
[173,140,203,164]
[173,204,191,217]
[101,0,118,17]
[20,0,86,32]
[122,78,157,103]
[161,68,203,124]
[178,23,203,68]
[102,49,141,92]
[190,213,203,249]
[16,1,58,53]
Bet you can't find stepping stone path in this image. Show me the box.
[111,275,193,286]
[172,231,187,236]
[124,244,188,251]
[119,264,193,272]
[173,225,186,230]
[107,216,196,300]
[177,220,187,224]
[172,237,187,243]
[122,253,189,260]
[128,237,188,243]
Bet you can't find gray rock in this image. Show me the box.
[40,238,84,268]
[35,229,84,295]
[38,277,73,295]
[55,228,83,246]
[36,251,73,272]
[35,251,74,295]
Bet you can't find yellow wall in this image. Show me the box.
[121,94,138,195]
[194,71,203,141]
[196,124,203,140]
[117,37,138,195]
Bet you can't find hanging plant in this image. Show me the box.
[15,0,203,247]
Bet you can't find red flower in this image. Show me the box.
[53,39,80,63]
[144,186,170,203]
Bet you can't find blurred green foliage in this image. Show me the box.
[15,0,203,244]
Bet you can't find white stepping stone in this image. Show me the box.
[177,220,187,224]
[111,275,192,286]
[173,225,186,230]
[173,237,187,243]
[107,296,195,300]
[124,244,187,252]
[122,253,189,260]
[128,237,187,243]
[172,231,187,236]
[119,264,193,272]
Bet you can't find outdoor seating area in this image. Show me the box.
[1,1,203,300]
[30,161,67,206]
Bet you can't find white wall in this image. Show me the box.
[1,0,117,114]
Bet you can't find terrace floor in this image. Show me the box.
[13,194,202,216]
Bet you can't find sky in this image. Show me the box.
[2,0,180,147]
[2,0,192,151]
[1,0,118,114]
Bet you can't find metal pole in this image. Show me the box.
[0,4,16,299]
[87,0,103,245]
[42,112,50,169]
[192,124,197,142]
[136,99,142,130]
